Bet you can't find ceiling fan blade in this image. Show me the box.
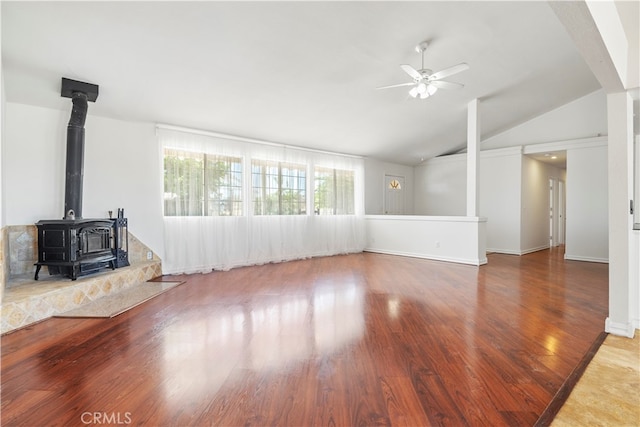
[429,63,469,81]
[376,82,416,90]
[400,64,423,81]
[429,80,464,90]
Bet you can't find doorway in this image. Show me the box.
[549,177,566,248]
[384,174,405,215]
[549,178,554,247]
[558,180,566,245]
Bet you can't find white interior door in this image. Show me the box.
[384,175,405,215]
[548,177,565,248]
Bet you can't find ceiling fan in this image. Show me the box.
[377,41,469,99]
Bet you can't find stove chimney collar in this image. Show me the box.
[61,77,99,102]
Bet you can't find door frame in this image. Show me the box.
[383,173,405,215]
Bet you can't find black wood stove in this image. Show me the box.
[35,219,115,280]
[35,78,129,281]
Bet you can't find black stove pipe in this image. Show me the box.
[64,92,88,219]
[60,77,98,220]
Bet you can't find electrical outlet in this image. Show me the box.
[146,251,153,260]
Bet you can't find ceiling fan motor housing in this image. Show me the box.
[419,69,432,78]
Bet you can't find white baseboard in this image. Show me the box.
[364,249,487,266]
[520,245,550,255]
[486,246,549,256]
[486,248,521,255]
[605,317,636,338]
[564,254,609,263]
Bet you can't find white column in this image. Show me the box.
[605,91,635,338]
[466,99,480,217]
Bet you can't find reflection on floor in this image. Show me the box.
[552,331,640,426]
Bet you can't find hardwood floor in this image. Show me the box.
[1,248,608,426]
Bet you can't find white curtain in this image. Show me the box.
[158,126,366,274]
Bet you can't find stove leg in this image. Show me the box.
[34,265,42,281]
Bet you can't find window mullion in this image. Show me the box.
[278,162,283,215]
[308,163,313,216]
[203,154,208,216]
[244,157,250,217]
[261,163,266,215]
[333,169,338,215]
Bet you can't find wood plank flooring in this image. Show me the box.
[1,248,609,426]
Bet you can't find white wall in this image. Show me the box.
[414,154,466,216]
[632,230,640,330]
[634,136,640,330]
[480,148,522,254]
[4,102,422,267]
[521,156,566,254]
[84,115,163,257]
[1,17,5,294]
[482,90,607,150]
[635,135,640,227]
[565,145,609,262]
[415,148,524,254]
[365,215,487,266]
[1,57,4,229]
[0,2,3,231]
[4,102,164,259]
[415,143,609,258]
[364,158,414,215]
[5,103,68,222]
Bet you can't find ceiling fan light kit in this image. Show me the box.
[409,82,438,99]
[377,40,469,99]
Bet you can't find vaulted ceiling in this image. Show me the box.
[2,1,603,165]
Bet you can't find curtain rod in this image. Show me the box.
[156,124,363,159]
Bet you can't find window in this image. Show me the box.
[252,160,306,215]
[158,126,365,274]
[314,167,355,215]
[164,148,243,216]
[388,179,402,190]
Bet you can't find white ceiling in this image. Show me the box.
[1,1,602,165]
[526,151,567,169]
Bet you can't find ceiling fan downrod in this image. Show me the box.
[415,41,429,72]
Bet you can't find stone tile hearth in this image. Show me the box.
[2,261,162,334]
[1,225,163,334]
